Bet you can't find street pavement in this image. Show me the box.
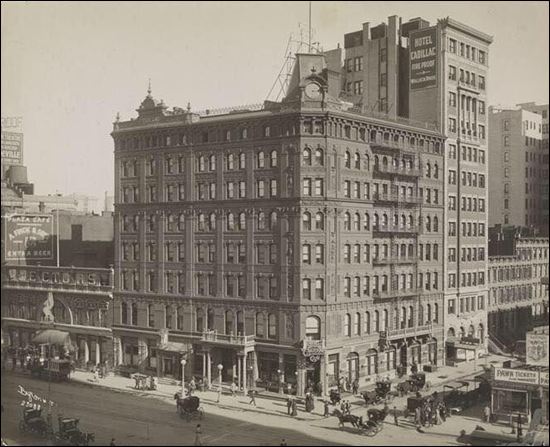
[1,354,518,446]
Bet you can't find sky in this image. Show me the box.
[1,1,549,197]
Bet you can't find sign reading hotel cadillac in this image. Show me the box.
[409,27,438,90]
[4,214,54,261]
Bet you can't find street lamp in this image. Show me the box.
[217,364,223,403]
[248,366,254,391]
[277,369,283,394]
[180,359,187,396]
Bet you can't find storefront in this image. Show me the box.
[491,366,549,424]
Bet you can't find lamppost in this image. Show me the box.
[180,359,187,397]
[248,365,254,391]
[277,369,283,394]
[217,364,223,403]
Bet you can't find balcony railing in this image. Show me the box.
[373,256,419,266]
[388,323,435,339]
[2,265,114,293]
[373,193,422,205]
[200,330,255,346]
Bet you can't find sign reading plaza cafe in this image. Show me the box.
[4,214,54,261]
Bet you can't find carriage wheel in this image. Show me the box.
[178,408,185,420]
[403,408,410,419]
[365,421,377,437]
[198,408,205,420]
[375,421,384,433]
[19,421,27,435]
[425,381,431,391]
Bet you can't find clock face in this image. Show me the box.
[305,83,321,99]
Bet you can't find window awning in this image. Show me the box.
[157,341,191,353]
[32,330,71,345]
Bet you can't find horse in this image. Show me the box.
[332,409,362,430]
[361,390,380,407]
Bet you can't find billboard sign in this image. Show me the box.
[409,27,438,90]
[493,367,540,386]
[526,332,549,367]
[1,131,23,166]
[4,214,54,261]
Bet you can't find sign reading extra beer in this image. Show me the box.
[409,27,438,90]
[526,332,549,367]
[4,214,54,261]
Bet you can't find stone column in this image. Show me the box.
[243,353,248,396]
[207,350,212,389]
[84,340,90,364]
[95,339,101,365]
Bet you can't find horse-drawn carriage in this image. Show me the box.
[361,380,398,406]
[19,408,50,438]
[54,417,95,446]
[329,389,341,405]
[175,395,204,422]
[443,380,490,414]
[30,359,72,382]
[397,372,431,396]
[333,406,388,437]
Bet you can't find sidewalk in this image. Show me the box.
[69,352,509,421]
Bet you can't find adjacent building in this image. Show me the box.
[338,15,493,366]
[487,226,549,349]
[111,53,447,393]
[489,105,544,233]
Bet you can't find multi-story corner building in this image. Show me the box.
[516,102,549,236]
[487,226,549,348]
[488,105,544,232]
[339,16,492,364]
[111,53,446,395]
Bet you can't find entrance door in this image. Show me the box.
[347,353,359,383]
[400,345,408,367]
[164,357,174,377]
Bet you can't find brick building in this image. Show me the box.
[337,15,492,366]
[487,226,549,348]
[111,53,446,394]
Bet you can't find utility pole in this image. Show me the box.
[308,1,312,53]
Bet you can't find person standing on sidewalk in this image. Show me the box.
[230,381,237,397]
[352,379,359,395]
[484,405,491,423]
[291,398,298,417]
[324,400,330,418]
[286,397,292,415]
[194,424,203,446]
[248,389,257,406]
[393,406,399,426]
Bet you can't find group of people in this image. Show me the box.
[413,397,447,431]
[133,374,159,391]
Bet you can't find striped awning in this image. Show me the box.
[32,330,71,345]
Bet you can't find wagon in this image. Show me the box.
[54,417,95,446]
[19,408,49,438]
[397,372,431,396]
[31,359,72,382]
[176,395,204,422]
[362,381,397,406]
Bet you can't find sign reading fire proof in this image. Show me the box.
[4,214,54,261]
[409,27,438,90]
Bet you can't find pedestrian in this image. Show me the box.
[280,439,287,447]
[352,378,359,395]
[393,406,399,426]
[439,404,447,422]
[92,366,100,383]
[340,400,346,414]
[338,376,345,394]
[414,406,422,429]
[484,405,491,423]
[12,355,17,371]
[345,377,351,393]
[109,438,116,446]
[230,381,237,397]
[287,397,292,415]
[346,401,352,415]
[291,398,298,417]
[324,400,330,418]
[248,389,257,406]
[194,424,203,446]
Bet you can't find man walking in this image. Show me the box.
[393,406,399,426]
[324,400,330,418]
[248,389,257,406]
[286,397,292,415]
[484,405,491,423]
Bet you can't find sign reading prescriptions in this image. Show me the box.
[410,27,438,90]
[1,131,24,166]
[4,214,54,261]
[526,332,549,367]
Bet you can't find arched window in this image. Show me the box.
[374,310,380,332]
[433,303,439,323]
[225,310,234,335]
[354,313,361,335]
[364,213,370,230]
[433,163,439,178]
[121,302,128,325]
[227,213,235,230]
[382,309,388,330]
[364,311,371,334]
[257,151,265,168]
[315,148,324,166]
[196,308,205,332]
[382,156,389,171]
[239,152,246,169]
[354,153,361,169]
[270,150,278,167]
[239,212,246,230]
[345,151,351,168]
[353,213,361,230]
[426,162,431,178]
[374,213,380,229]
[256,313,265,338]
[165,305,172,329]
[426,215,432,232]
[408,215,414,229]
[315,212,324,230]
[209,213,216,231]
[366,349,378,376]
[303,148,312,166]
[227,153,234,170]
[270,212,278,230]
[198,213,205,231]
[268,314,277,339]
[306,316,321,340]
[303,212,312,230]
[433,216,439,232]
[344,314,351,337]
[199,156,205,172]
[209,154,216,171]
[426,303,432,323]
[258,212,266,230]
[344,212,351,230]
